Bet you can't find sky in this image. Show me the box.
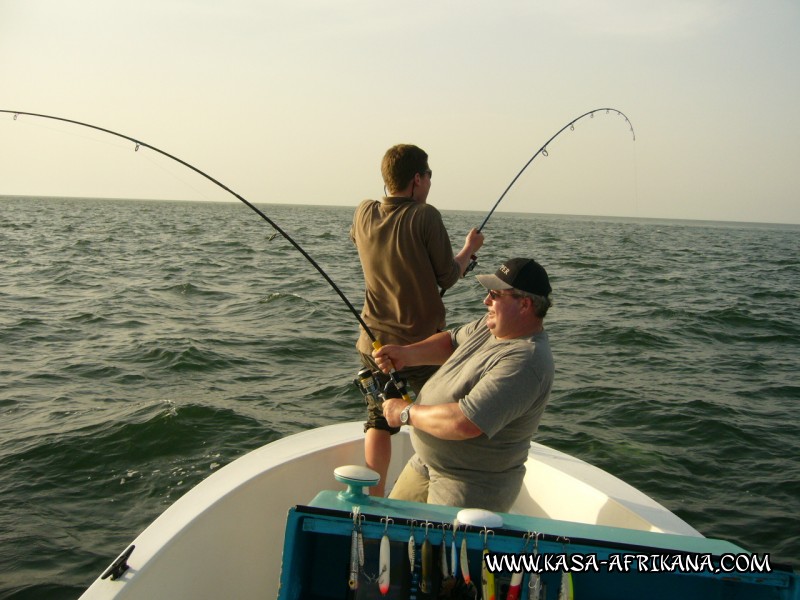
[1,0,799,224]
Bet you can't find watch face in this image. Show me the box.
[401,406,410,424]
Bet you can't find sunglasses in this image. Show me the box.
[487,289,522,300]
[421,169,432,178]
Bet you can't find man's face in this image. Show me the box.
[483,289,526,339]
[414,168,432,203]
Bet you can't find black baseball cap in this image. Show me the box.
[476,258,552,296]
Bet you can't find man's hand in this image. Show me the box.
[372,332,454,372]
[465,227,484,254]
[456,228,484,276]
[382,397,408,428]
[373,344,410,373]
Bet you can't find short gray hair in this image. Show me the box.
[514,289,552,318]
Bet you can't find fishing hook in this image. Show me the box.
[0,109,380,342]
[423,521,433,539]
[381,516,394,533]
[481,528,494,547]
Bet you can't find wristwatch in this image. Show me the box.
[400,403,413,426]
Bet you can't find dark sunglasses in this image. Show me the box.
[487,289,521,300]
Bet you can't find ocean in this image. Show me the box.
[1,196,798,598]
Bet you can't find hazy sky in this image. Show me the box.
[2,0,799,224]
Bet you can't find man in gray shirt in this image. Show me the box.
[375,257,554,512]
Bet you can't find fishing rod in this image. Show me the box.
[461,107,635,279]
[1,109,415,401]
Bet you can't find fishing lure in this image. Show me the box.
[480,529,495,600]
[348,508,361,590]
[358,524,365,569]
[408,520,416,575]
[507,533,532,600]
[378,517,392,596]
[460,535,471,585]
[450,521,458,580]
[557,538,574,600]
[508,571,524,600]
[420,523,433,594]
[438,524,457,596]
[527,533,542,600]
[558,572,574,600]
[440,526,449,577]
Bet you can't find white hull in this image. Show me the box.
[81,422,699,599]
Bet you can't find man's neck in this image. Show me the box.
[495,319,544,340]
[387,185,423,202]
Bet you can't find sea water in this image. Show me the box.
[1,196,798,598]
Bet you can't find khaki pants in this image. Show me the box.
[388,461,429,503]
[389,456,523,513]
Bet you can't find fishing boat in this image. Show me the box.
[80,421,798,600]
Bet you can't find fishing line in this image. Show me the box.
[136,146,220,203]
[462,108,636,277]
[0,109,376,342]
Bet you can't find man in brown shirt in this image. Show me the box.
[351,143,483,497]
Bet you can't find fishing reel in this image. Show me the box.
[354,367,416,404]
[464,254,479,276]
[354,367,385,405]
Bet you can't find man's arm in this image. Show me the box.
[375,330,481,439]
[382,398,482,440]
[372,331,454,371]
[454,228,484,276]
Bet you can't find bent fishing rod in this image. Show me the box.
[1,109,414,401]
[455,108,636,285]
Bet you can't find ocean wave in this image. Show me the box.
[150,281,235,300]
[120,341,236,372]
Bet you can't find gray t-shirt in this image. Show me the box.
[410,315,554,511]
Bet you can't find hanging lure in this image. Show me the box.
[558,572,574,600]
[439,525,449,576]
[378,517,392,596]
[508,571,524,600]
[420,522,433,594]
[460,535,471,586]
[358,521,365,569]
[407,520,420,600]
[459,532,478,600]
[557,538,574,600]
[439,524,456,596]
[450,520,459,580]
[480,529,496,600]
[408,520,417,575]
[348,508,362,591]
[527,533,543,600]
[507,533,531,600]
